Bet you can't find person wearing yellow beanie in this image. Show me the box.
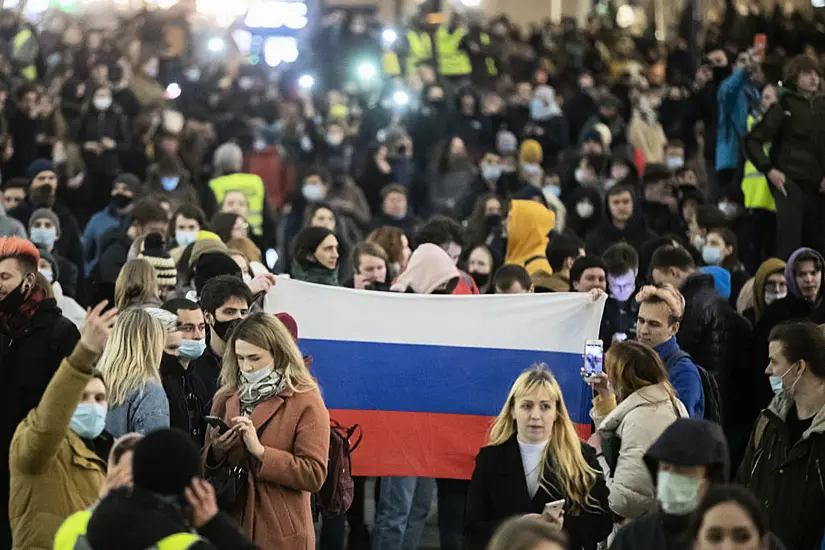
[504,200,555,275]
[519,140,545,187]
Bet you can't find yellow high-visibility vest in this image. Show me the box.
[480,33,497,76]
[54,510,203,550]
[406,30,433,76]
[209,173,267,235]
[383,51,401,75]
[742,115,776,212]
[435,27,472,76]
[13,28,37,81]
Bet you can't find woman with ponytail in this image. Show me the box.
[464,364,612,550]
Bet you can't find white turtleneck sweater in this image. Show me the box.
[518,438,548,498]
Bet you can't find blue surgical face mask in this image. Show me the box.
[240,365,273,385]
[656,470,702,515]
[302,184,325,202]
[702,245,723,266]
[482,164,502,182]
[39,268,53,283]
[522,163,541,176]
[161,176,180,191]
[176,230,197,248]
[769,362,802,395]
[666,156,684,170]
[71,402,107,440]
[544,185,561,198]
[30,227,57,249]
[178,339,206,360]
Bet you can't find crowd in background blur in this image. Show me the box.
[1,0,825,549]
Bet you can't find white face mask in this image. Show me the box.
[656,470,703,515]
[93,96,112,111]
[240,365,273,385]
[576,201,595,219]
[764,290,786,305]
[39,268,53,283]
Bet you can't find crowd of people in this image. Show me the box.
[1,1,825,549]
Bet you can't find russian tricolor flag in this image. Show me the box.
[265,279,606,479]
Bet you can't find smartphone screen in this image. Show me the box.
[753,34,767,62]
[585,341,604,377]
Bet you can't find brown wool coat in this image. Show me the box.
[9,343,106,550]
[205,386,330,550]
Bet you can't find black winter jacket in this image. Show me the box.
[677,273,752,382]
[86,488,259,550]
[600,296,638,348]
[159,353,211,449]
[744,88,825,188]
[72,107,130,176]
[464,435,612,550]
[0,299,79,547]
[737,392,825,550]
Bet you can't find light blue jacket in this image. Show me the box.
[716,68,759,171]
[104,382,170,437]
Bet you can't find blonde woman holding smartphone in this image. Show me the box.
[203,313,329,550]
[464,365,612,550]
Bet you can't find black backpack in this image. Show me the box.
[664,350,722,424]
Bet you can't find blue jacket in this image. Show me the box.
[103,382,170,437]
[655,337,705,418]
[716,68,759,171]
[82,204,130,276]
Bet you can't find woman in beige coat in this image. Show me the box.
[589,340,688,521]
[204,312,329,550]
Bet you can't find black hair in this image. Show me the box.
[650,245,696,273]
[131,198,168,226]
[305,202,338,227]
[304,166,330,183]
[161,298,200,315]
[707,227,739,259]
[414,215,466,251]
[199,275,253,315]
[768,321,825,380]
[688,485,769,545]
[546,233,584,273]
[570,255,607,284]
[210,212,242,243]
[170,204,208,236]
[642,164,670,186]
[494,264,532,292]
[1,177,29,191]
[695,205,728,232]
[603,242,640,277]
[381,183,407,199]
[793,250,824,275]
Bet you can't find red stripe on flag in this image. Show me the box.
[329,409,592,479]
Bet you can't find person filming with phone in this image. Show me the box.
[586,341,688,524]
[464,365,612,550]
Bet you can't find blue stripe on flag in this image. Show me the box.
[302,339,591,424]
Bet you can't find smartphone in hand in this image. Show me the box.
[583,340,604,383]
[204,415,231,435]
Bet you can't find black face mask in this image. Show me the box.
[484,214,502,230]
[111,193,133,209]
[30,185,55,209]
[212,317,241,341]
[470,272,491,288]
[0,279,28,315]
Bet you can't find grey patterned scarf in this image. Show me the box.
[239,369,288,415]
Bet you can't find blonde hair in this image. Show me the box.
[489,364,600,512]
[216,313,317,402]
[97,308,165,405]
[115,258,160,310]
